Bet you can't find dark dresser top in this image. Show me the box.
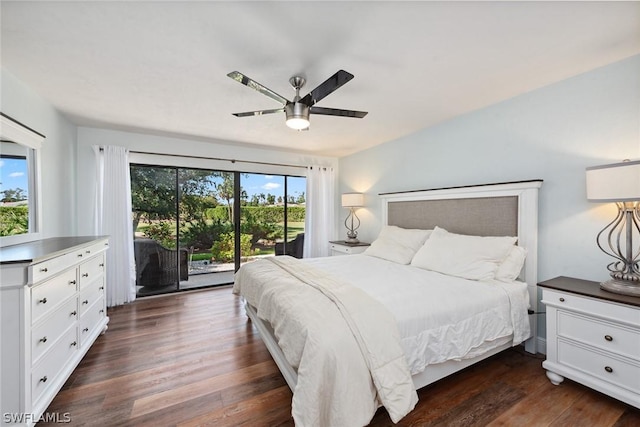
[329,240,371,247]
[0,236,108,264]
[539,276,640,308]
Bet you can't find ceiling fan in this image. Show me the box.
[227,70,368,130]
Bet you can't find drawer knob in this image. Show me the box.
[99,263,105,267]
[40,267,48,273]
[40,376,48,383]
[82,300,89,305]
[39,336,47,343]
[82,273,89,278]
[71,341,77,347]
[604,335,613,342]
[559,297,565,302]
[78,253,83,257]
[99,286,104,290]
[69,280,77,285]
[604,366,613,373]
[99,309,104,313]
[39,298,47,304]
[83,327,89,333]
[86,250,91,254]
[70,310,77,316]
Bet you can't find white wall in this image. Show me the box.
[340,54,640,285]
[1,68,78,239]
[75,127,337,235]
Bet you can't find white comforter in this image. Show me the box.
[304,255,531,374]
[233,256,418,427]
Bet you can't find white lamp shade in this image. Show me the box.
[342,192,364,207]
[586,160,640,202]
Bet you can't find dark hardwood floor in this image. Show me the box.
[40,286,639,426]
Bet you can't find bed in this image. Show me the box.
[233,180,542,426]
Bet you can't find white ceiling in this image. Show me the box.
[2,1,639,157]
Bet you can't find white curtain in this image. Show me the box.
[93,145,136,306]
[303,166,335,258]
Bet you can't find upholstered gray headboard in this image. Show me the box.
[380,180,543,354]
[387,196,518,237]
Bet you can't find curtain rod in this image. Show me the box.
[99,147,313,170]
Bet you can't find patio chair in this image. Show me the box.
[275,233,304,259]
[134,238,189,288]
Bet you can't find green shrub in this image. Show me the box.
[143,221,175,248]
[180,219,232,251]
[0,206,29,237]
[211,233,253,262]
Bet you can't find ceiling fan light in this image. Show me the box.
[286,117,310,130]
[285,102,310,130]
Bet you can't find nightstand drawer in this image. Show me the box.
[558,311,640,361]
[558,339,640,394]
[329,242,369,256]
[544,288,640,326]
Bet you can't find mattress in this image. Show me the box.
[303,254,530,375]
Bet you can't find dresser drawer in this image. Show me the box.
[31,269,78,324]
[79,253,105,289]
[31,326,78,405]
[79,298,106,347]
[78,240,108,261]
[558,339,640,394]
[543,289,640,327]
[79,278,105,315]
[558,311,640,361]
[32,297,78,363]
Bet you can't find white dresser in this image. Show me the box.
[540,276,640,409]
[0,236,109,426]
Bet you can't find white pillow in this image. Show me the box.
[410,226,517,281]
[363,225,432,264]
[495,245,527,282]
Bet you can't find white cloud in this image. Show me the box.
[0,160,4,167]
[262,182,281,191]
[264,175,274,179]
[9,172,24,178]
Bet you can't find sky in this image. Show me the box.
[239,173,305,200]
[0,157,29,196]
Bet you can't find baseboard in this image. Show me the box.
[537,337,547,355]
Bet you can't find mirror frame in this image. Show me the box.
[0,112,45,246]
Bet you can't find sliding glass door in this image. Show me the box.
[131,164,305,296]
[239,174,306,269]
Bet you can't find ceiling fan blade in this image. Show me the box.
[232,108,284,117]
[310,106,368,118]
[300,70,354,107]
[227,71,289,105]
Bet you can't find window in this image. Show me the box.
[0,113,44,245]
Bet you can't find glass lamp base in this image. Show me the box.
[600,278,640,297]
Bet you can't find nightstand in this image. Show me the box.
[539,276,640,409]
[329,241,370,256]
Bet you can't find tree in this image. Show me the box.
[296,192,306,204]
[130,166,176,233]
[1,188,26,202]
[214,173,235,222]
[267,193,276,205]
